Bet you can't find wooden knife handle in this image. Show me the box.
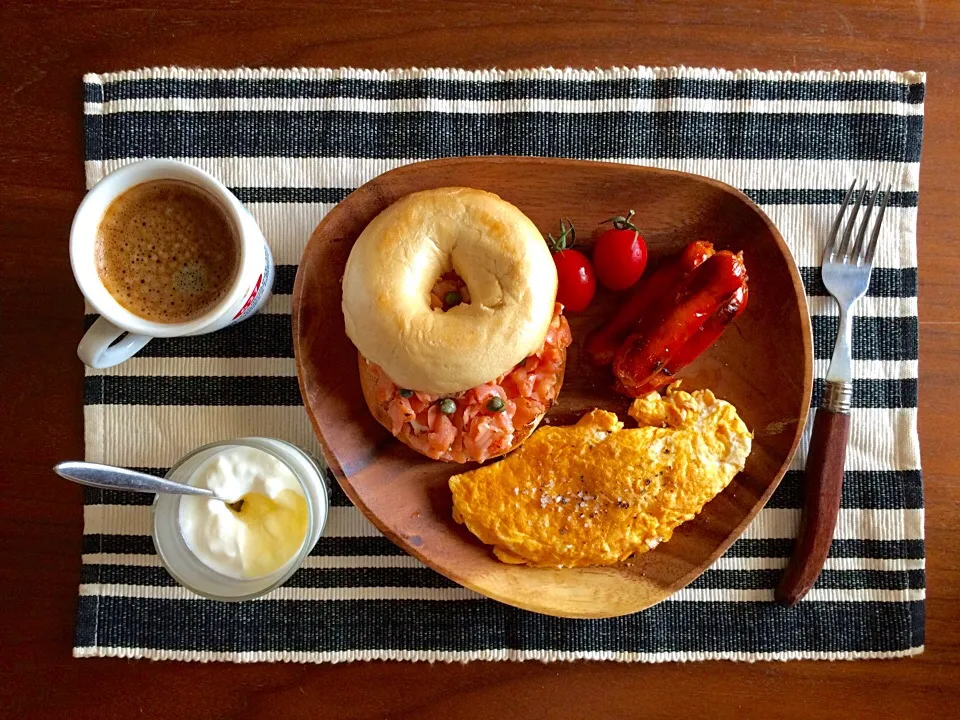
[775,407,850,607]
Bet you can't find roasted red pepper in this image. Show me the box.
[584,240,715,365]
[613,250,747,397]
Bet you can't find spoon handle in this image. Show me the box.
[54,461,216,498]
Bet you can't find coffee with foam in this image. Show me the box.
[95,180,240,323]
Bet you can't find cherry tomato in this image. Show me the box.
[553,248,596,312]
[547,219,596,312]
[593,209,648,291]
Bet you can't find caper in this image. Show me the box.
[398,389,414,398]
[438,398,456,415]
[443,291,462,307]
[486,397,506,413]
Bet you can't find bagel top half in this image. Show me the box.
[341,187,558,395]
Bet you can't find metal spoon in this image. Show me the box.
[54,461,245,512]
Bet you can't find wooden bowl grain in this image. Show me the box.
[292,157,813,618]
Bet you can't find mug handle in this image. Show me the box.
[78,317,152,368]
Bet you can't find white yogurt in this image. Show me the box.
[178,446,309,580]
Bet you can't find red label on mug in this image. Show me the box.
[233,273,264,320]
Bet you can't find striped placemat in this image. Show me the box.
[78,66,925,663]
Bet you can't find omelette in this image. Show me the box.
[448,384,752,567]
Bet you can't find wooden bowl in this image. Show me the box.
[293,157,813,618]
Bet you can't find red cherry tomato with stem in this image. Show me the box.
[593,209,648,291]
[547,218,596,312]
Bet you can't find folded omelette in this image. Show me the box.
[449,385,752,568]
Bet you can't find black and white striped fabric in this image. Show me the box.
[78,67,924,662]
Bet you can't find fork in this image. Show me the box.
[776,180,891,607]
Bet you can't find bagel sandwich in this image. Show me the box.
[342,187,572,463]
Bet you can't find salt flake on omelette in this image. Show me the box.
[449,384,752,568]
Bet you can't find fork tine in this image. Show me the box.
[836,181,867,261]
[851,183,881,264]
[865,186,892,265]
[823,180,858,262]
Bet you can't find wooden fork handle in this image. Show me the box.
[775,405,850,607]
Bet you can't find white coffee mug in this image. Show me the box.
[71,160,274,368]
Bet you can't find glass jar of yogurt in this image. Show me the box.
[152,437,329,601]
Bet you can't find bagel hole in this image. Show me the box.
[430,270,470,311]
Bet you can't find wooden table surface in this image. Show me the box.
[2,1,958,718]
